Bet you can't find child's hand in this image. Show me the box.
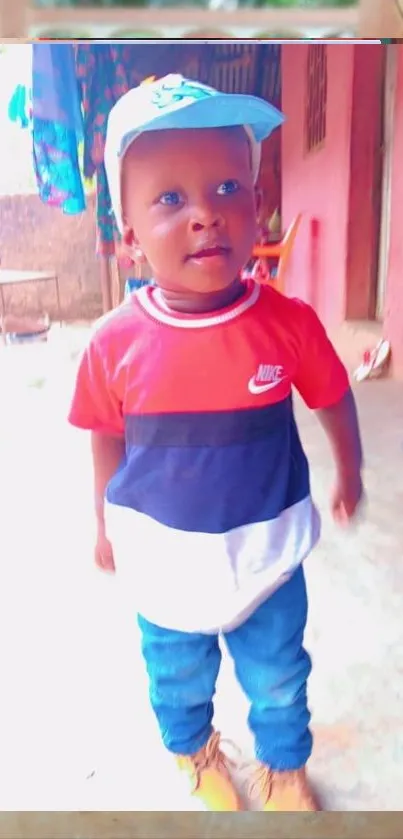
[331,471,364,525]
[95,528,115,573]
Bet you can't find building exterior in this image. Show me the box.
[281,41,403,378]
[385,44,403,378]
[4,40,402,376]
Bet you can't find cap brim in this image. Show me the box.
[106,90,285,234]
[119,92,285,158]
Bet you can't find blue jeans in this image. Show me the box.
[138,566,312,770]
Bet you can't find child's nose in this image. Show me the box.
[190,201,224,231]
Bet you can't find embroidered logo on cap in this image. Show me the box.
[151,79,213,110]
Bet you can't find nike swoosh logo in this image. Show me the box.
[248,376,287,395]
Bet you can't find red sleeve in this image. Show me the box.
[68,335,124,436]
[292,300,350,409]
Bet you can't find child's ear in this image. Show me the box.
[120,225,146,265]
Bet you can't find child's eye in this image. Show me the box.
[217,180,240,196]
[158,191,182,206]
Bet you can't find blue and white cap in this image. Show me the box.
[104,73,285,232]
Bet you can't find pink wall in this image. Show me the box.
[345,44,384,320]
[281,44,355,328]
[384,45,403,379]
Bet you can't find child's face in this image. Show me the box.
[121,127,259,296]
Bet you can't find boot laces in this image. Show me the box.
[187,732,239,792]
[245,763,317,808]
[246,762,274,803]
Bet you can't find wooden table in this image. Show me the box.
[0,269,62,342]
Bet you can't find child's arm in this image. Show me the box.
[67,328,125,570]
[315,387,364,523]
[292,299,365,524]
[92,432,125,527]
[92,432,125,571]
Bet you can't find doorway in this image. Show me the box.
[345,43,389,322]
[376,42,398,321]
[203,43,282,227]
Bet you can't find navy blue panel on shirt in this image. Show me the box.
[124,398,291,448]
[106,398,310,534]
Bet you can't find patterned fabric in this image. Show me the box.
[95,162,118,255]
[8,84,30,129]
[31,43,86,215]
[32,43,83,133]
[75,44,146,254]
[31,43,132,250]
[30,44,199,251]
[32,116,86,214]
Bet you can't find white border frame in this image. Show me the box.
[1,1,362,39]
[2,0,403,39]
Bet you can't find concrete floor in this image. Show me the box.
[0,329,402,820]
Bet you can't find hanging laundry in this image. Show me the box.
[8,84,30,128]
[29,43,200,252]
[6,45,33,129]
[75,44,147,254]
[95,162,119,256]
[31,43,86,215]
[32,43,83,135]
[75,44,152,178]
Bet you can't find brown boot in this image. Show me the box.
[251,764,320,811]
[176,731,243,811]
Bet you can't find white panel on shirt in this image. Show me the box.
[104,497,321,634]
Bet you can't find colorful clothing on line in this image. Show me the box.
[8,84,30,129]
[32,117,86,214]
[30,44,206,252]
[31,43,85,215]
[75,44,146,255]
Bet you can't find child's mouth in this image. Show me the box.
[188,245,231,261]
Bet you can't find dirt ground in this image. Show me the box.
[0,326,402,825]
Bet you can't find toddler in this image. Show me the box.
[69,75,364,811]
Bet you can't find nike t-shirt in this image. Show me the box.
[68,281,349,633]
